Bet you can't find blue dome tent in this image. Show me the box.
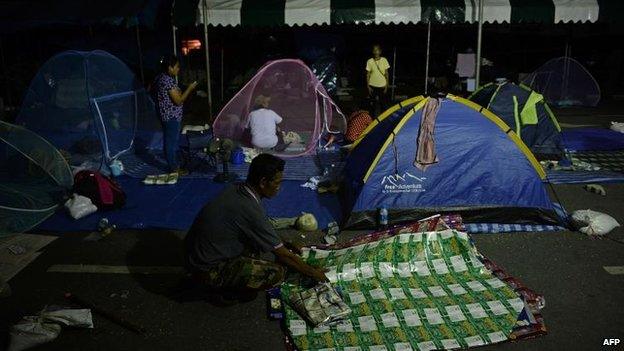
[1,121,73,236]
[343,95,560,229]
[16,50,159,170]
[469,82,563,159]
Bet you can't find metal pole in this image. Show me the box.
[562,42,570,100]
[391,46,397,101]
[424,21,431,94]
[202,0,213,116]
[172,24,178,83]
[135,26,145,84]
[475,0,484,89]
[221,47,224,102]
[0,36,12,107]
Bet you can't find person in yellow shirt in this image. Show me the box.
[366,44,390,116]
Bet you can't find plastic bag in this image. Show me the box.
[9,306,93,351]
[610,121,624,133]
[571,209,620,236]
[287,282,351,327]
[64,194,97,220]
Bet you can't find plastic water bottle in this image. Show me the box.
[379,207,388,229]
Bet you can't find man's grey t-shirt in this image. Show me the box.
[185,184,283,271]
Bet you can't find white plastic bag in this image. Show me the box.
[571,209,620,236]
[610,121,624,133]
[64,194,97,220]
[9,307,93,351]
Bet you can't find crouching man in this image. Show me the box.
[184,153,327,301]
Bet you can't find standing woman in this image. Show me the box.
[153,56,197,174]
[365,44,390,117]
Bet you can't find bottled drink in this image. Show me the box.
[379,207,388,229]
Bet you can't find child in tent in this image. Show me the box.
[247,95,290,152]
[366,44,390,117]
[153,55,197,175]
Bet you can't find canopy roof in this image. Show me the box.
[174,0,622,27]
[0,0,167,31]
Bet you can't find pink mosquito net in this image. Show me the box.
[212,59,346,157]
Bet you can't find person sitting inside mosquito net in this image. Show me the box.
[247,95,290,152]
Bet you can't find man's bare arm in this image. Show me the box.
[273,246,328,282]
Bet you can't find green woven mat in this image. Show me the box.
[281,230,525,351]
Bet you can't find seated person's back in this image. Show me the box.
[184,153,327,296]
[185,183,280,270]
[248,95,283,149]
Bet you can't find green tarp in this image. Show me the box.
[282,228,533,350]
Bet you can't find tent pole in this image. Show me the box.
[135,26,145,84]
[221,47,224,102]
[391,46,397,101]
[0,36,12,108]
[475,0,484,89]
[202,0,213,117]
[424,21,431,94]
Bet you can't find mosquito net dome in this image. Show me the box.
[16,50,159,169]
[1,121,73,236]
[212,59,346,157]
[522,57,601,107]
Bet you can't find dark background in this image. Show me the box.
[1,11,623,122]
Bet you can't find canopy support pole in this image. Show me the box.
[475,0,484,89]
[391,46,397,101]
[172,24,178,83]
[202,0,213,117]
[562,42,571,100]
[424,21,431,94]
[135,26,145,84]
[221,47,224,102]
[0,36,12,107]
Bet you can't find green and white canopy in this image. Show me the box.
[174,0,622,27]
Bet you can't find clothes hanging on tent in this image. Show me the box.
[414,98,441,171]
[455,53,475,78]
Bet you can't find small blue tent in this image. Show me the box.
[16,50,160,170]
[343,95,560,229]
[469,82,563,159]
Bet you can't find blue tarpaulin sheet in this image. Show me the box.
[562,128,624,152]
[38,176,342,232]
[37,176,566,234]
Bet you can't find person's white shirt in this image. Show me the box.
[248,108,283,149]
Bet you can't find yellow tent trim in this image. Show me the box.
[362,99,427,183]
[350,96,424,150]
[448,95,546,179]
[512,95,522,138]
[543,103,562,132]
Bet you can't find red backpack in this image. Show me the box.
[74,170,126,210]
